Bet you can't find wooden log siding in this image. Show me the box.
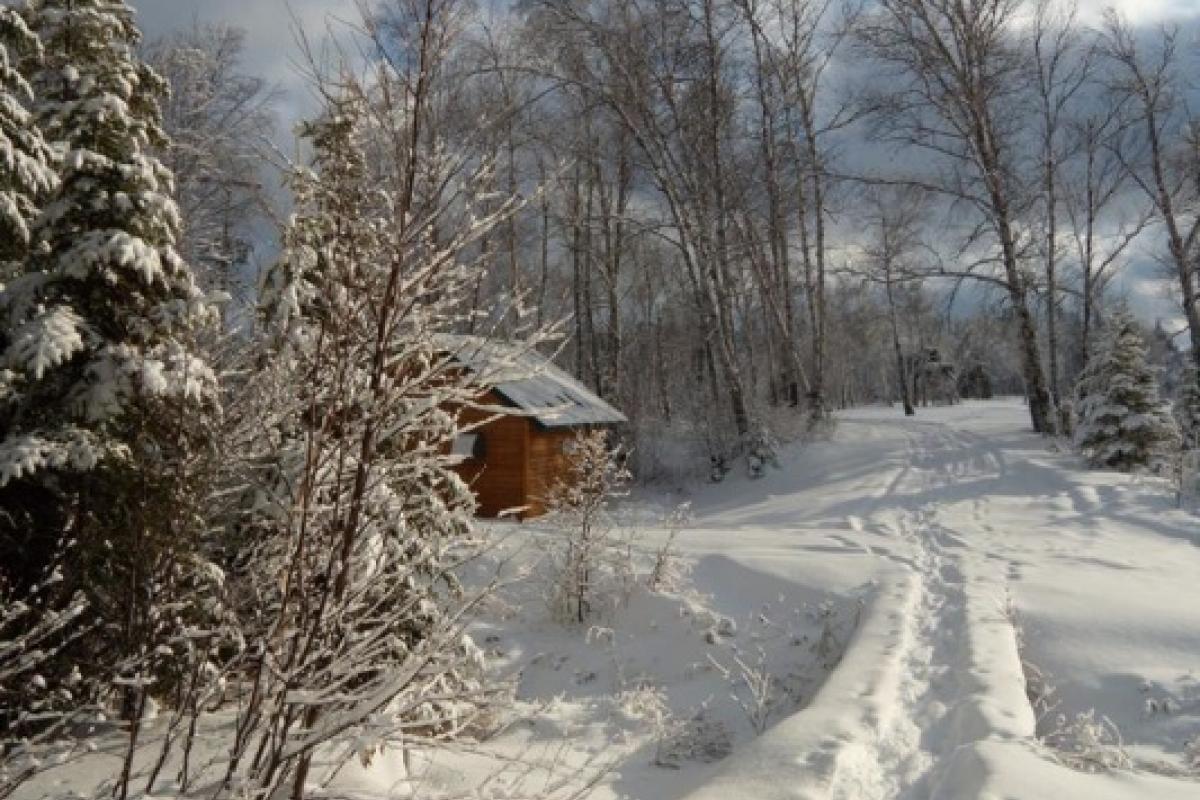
[524,428,577,518]
[452,389,531,518]
[438,337,627,519]
[450,392,606,520]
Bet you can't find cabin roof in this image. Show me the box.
[437,334,627,428]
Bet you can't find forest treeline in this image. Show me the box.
[149,0,1200,467]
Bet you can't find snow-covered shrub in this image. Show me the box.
[1185,735,1200,770]
[1044,710,1133,773]
[653,708,732,768]
[208,92,530,798]
[1006,596,1060,729]
[745,421,780,479]
[647,503,692,594]
[0,543,93,800]
[808,598,854,671]
[543,430,632,623]
[616,682,672,730]
[708,646,781,735]
[1072,310,1180,472]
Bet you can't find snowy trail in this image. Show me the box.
[820,425,1017,800]
[679,401,1200,800]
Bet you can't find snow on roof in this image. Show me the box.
[437,334,627,428]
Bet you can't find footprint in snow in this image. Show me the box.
[939,563,964,584]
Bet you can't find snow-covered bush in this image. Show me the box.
[1072,310,1179,472]
[653,707,732,768]
[745,421,780,479]
[543,430,632,623]
[1185,735,1200,770]
[707,646,781,735]
[1012,604,1133,774]
[1044,710,1133,773]
[647,503,692,594]
[211,93,526,798]
[0,543,93,800]
[616,682,672,732]
[1006,595,1060,730]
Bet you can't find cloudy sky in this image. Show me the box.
[131,0,1200,328]
[131,0,1200,138]
[132,0,1200,114]
[134,0,356,131]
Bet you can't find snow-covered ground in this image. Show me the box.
[18,398,1200,800]
[392,397,1200,799]
[672,398,1200,799]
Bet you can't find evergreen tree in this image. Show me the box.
[0,2,55,489]
[1073,310,1180,471]
[0,4,55,431]
[0,0,219,699]
[0,7,55,280]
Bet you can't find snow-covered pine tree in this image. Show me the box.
[0,0,220,709]
[1072,310,1180,471]
[0,19,80,787]
[0,7,55,281]
[0,1,56,557]
[221,97,512,799]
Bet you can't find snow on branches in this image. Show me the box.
[0,6,55,272]
[0,0,222,757]
[218,93,534,798]
[543,430,632,624]
[2,0,219,474]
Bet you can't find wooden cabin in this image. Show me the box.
[441,336,627,519]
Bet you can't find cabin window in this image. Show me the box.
[452,433,486,461]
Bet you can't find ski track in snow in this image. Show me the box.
[824,426,991,800]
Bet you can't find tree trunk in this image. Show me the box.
[885,265,915,416]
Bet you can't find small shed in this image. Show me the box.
[440,336,627,519]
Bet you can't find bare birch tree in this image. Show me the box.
[856,0,1056,433]
[1030,0,1089,419]
[1100,14,1200,379]
[856,187,928,416]
[1060,107,1150,370]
